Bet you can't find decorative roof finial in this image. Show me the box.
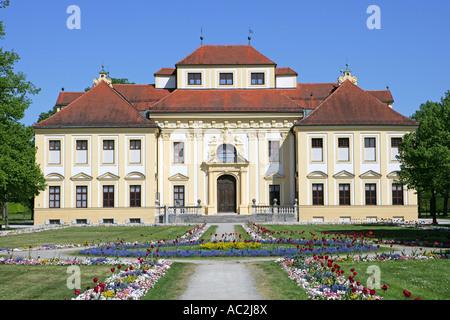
[248,27,253,45]
[338,61,358,86]
[200,27,204,45]
[94,64,112,87]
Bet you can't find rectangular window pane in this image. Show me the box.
[365,184,376,205]
[251,73,264,85]
[49,186,60,208]
[339,184,350,205]
[76,186,87,208]
[220,73,233,85]
[103,185,114,207]
[269,184,280,205]
[188,73,202,85]
[312,184,324,205]
[130,185,141,207]
[174,142,185,163]
[174,186,185,206]
[311,138,323,162]
[392,184,404,205]
[268,141,280,162]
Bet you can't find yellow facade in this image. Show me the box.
[33,44,418,225]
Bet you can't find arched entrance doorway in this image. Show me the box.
[217,175,236,213]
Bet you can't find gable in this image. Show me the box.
[33,81,159,129]
[296,80,418,126]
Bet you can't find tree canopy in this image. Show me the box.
[0,0,46,224]
[397,90,450,223]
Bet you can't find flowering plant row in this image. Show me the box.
[0,256,134,266]
[73,258,172,300]
[199,241,262,250]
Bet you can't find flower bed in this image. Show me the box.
[73,258,172,300]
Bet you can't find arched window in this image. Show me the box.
[217,144,237,163]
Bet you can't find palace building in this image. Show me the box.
[32,45,419,225]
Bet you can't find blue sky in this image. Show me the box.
[2,0,449,126]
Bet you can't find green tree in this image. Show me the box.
[0,0,46,227]
[397,91,450,224]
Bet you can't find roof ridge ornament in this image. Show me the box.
[338,63,358,86]
[93,64,113,87]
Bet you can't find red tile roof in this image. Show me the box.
[148,89,302,113]
[276,67,298,76]
[55,91,84,106]
[295,80,418,126]
[176,45,276,66]
[154,67,176,76]
[113,84,173,111]
[278,83,339,109]
[33,81,158,128]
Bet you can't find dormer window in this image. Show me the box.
[220,73,233,85]
[251,73,265,85]
[188,73,202,85]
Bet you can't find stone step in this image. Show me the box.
[160,213,297,224]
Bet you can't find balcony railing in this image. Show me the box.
[251,198,298,217]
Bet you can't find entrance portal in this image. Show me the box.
[217,175,236,213]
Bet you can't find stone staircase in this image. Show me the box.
[158,213,297,224]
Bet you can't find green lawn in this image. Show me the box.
[337,259,450,300]
[0,264,113,300]
[0,223,448,300]
[0,225,203,249]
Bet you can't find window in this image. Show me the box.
[392,184,404,205]
[103,185,114,208]
[173,142,184,163]
[49,186,60,208]
[251,73,265,85]
[365,184,377,205]
[49,140,61,164]
[364,137,376,161]
[217,144,237,163]
[269,185,280,205]
[129,139,141,164]
[312,184,324,205]
[391,137,402,161]
[339,184,350,205]
[338,137,349,161]
[76,140,88,164]
[311,138,323,162]
[268,141,280,162]
[220,73,233,85]
[188,73,202,85]
[130,185,141,207]
[103,140,115,164]
[76,186,87,208]
[174,186,185,206]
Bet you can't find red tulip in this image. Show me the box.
[110,267,115,272]
[93,277,98,283]
[403,289,411,298]
[370,289,376,296]
[75,289,80,295]
[382,284,388,291]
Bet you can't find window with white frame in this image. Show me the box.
[49,186,60,208]
[338,137,349,161]
[311,138,323,162]
[49,140,61,164]
[173,142,184,164]
[364,137,376,161]
[129,139,141,164]
[103,140,115,164]
[391,137,402,161]
[76,140,88,164]
[268,141,280,162]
